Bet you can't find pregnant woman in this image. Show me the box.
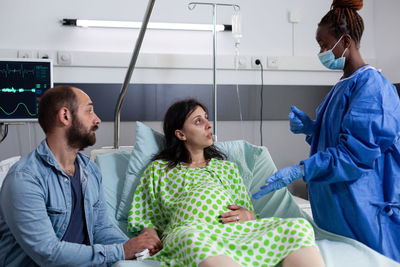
[127,99,325,267]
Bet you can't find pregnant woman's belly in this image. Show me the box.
[165,182,235,226]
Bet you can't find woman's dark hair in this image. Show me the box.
[318,0,364,45]
[153,98,226,168]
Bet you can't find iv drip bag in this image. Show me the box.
[232,10,242,45]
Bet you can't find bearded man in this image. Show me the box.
[0,86,162,266]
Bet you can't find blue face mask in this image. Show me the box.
[318,35,347,70]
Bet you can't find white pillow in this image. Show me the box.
[0,156,21,189]
[116,122,165,220]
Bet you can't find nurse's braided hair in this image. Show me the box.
[319,0,364,45]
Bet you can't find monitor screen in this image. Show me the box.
[0,58,53,122]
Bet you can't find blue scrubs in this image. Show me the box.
[302,65,400,262]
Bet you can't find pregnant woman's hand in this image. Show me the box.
[218,204,256,224]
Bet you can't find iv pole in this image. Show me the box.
[188,2,240,141]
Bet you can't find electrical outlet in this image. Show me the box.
[18,50,33,58]
[234,55,249,69]
[251,56,266,69]
[289,9,302,23]
[57,51,72,65]
[267,56,279,69]
[38,50,54,59]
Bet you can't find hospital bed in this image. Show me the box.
[92,121,400,267]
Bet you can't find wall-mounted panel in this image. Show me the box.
[60,83,333,121]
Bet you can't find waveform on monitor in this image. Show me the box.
[0,102,36,116]
[1,87,36,93]
[0,64,36,79]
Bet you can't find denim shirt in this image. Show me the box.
[0,140,128,267]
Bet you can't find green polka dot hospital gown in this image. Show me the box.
[128,158,316,267]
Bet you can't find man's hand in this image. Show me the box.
[123,229,162,260]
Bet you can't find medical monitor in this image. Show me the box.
[0,58,53,122]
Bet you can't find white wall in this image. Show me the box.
[0,0,376,56]
[0,0,380,176]
[374,0,400,83]
[0,0,376,85]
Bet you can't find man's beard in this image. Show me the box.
[66,115,98,150]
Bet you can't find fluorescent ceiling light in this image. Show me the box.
[62,19,231,32]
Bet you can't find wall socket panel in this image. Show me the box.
[267,56,279,68]
[251,56,266,69]
[17,49,55,60]
[57,51,72,65]
[38,50,55,59]
[17,50,33,58]
[235,55,249,69]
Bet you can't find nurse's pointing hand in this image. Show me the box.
[252,164,303,199]
[289,106,315,136]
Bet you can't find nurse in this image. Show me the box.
[253,0,400,262]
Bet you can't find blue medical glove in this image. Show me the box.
[252,164,303,199]
[289,106,315,136]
